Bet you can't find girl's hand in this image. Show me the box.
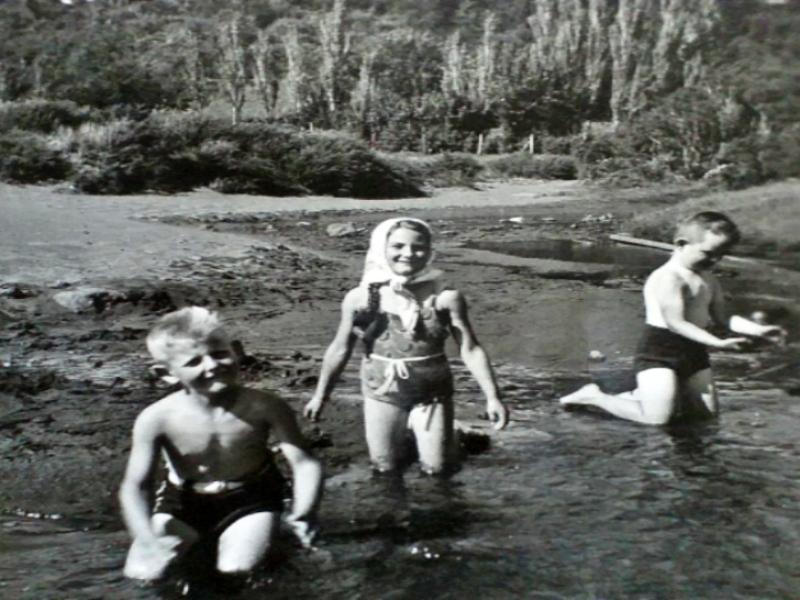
[303,397,325,421]
[486,398,509,430]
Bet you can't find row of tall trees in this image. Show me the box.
[0,0,796,153]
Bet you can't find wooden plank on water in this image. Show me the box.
[609,234,760,266]
[609,234,673,252]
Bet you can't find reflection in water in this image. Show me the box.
[466,238,669,273]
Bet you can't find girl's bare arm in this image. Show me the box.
[441,289,508,430]
[303,287,362,420]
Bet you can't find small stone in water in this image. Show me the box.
[589,350,606,362]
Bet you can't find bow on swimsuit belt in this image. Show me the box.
[370,352,445,396]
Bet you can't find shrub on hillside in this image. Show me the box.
[64,112,424,197]
[708,136,765,189]
[201,140,308,196]
[759,125,800,180]
[417,153,483,187]
[484,153,578,180]
[70,115,210,193]
[0,130,71,183]
[0,100,95,134]
[284,133,423,198]
[542,135,579,155]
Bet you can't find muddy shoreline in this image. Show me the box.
[1,181,798,598]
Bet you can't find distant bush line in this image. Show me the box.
[1,97,796,196]
[0,103,426,197]
[0,101,583,196]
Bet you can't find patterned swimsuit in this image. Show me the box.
[355,292,453,410]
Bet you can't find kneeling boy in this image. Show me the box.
[559,211,785,425]
[119,307,323,580]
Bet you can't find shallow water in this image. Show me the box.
[466,238,669,275]
[2,242,799,599]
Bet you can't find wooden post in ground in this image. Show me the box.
[528,134,535,154]
[477,133,484,155]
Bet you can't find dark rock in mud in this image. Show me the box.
[0,284,38,299]
[0,368,64,396]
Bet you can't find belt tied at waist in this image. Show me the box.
[167,461,275,495]
[369,352,445,396]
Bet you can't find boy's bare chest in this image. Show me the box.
[165,408,267,458]
[682,272,712,304]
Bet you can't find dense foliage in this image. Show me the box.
[0,0,797,192]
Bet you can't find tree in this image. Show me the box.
[216,12,249,125]
[350,47,377,140]
[252,28,279,117]
[317,0,350,125]
[275,24,306,119]
[609,0,720,124]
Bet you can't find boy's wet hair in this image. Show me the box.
[146,306,226,363]
[388,219,432,247]
[674,211,741,246]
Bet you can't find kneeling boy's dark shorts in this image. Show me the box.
[633,325,710,379]
[153,462,286,536]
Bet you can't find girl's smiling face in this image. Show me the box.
[385,226,432,277]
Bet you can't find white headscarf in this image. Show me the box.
[360,218,443,331]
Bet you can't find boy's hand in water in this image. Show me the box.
[716,337,750,350]
[285,514,319,549]
[758,324,788,346]
[303,397,324,421]
[486,398,509,430]
[123,535,181,580]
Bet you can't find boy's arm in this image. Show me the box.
[304,288,361,420]
[657,273,745,349]
[709,277,786,339]
[441,290,508,430]
[119,408,163,544]
[269,399,324,547]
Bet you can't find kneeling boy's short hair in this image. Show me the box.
[146,306,225,363]
[674,211,741,246]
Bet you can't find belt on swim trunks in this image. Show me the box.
[368,353,445,396]
[167,461,276,495]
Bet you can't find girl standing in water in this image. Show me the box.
[304,218,508,474]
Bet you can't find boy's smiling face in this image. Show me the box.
[162,331,238,396]
[677,230,735,272]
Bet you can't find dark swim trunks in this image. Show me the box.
[633,325,710,379]
[153,462,286,535]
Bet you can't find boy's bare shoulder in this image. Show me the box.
[132,389,188,432]
[646,263,685,288]
[235,386,294,418]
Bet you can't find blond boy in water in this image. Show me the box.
[119,307,323,580]
[559,211,785,425]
